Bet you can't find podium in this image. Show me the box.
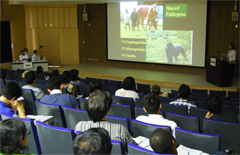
[206,57,233,87]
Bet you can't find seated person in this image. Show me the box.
[205,94,238,123]
[19,50,28,62]
[0,82,26,118]
[24,47,31,59]
[115,76,139,101]
[36,66,48,80]
[151,85,168,97]
[136,93,177,138]
[169,84,196,114]
[73,128,112,155]
[150,128,177,154]
[22,72,45,100]
[50,69,60,78]
[0,70,9,79]
[21,70,29,80]
[0,118,29,154]
[40,77,79,109]
[75,90,137,152]
[70,69,85,85]
[32,50,41,62]
[61,71,76,97]
[85,79,102,99]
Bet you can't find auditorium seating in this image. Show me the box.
[191,89,208,95]
[209,90,226,97]
[135,98,143,108]
[111,140,125,155]
[0,78,5,85]
[134,106,147,118]
[189,107,208,132]
[106,115,132,133]
[35,84,49,95]
[102,84,117,95]
[159,96,177,103]
[35,73,45,80]
[36,79,47,85]
[4,78,18,84]
[18,80,26,87]
[79,97,88,110]
[137,83,151,94]
[228,91,239,99]
[161,103,188,116]
[12,72,23,81]
[128,143,158,155]
[22,88,38,115]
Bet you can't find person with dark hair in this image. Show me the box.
[19,50,28,62]
[169,84,196,114]
[0,70,9,79]
[61,70,76,97]
[205,94,238,122]
[24,48,31,58]
[73,128,112,155]
[32,50,40,62]
[222,43,236,64]
[85,79,102,99]
[115,76,139,100]
[150,128,177,154]
[36,66,43,73]
[22,72,45,100]
[151,85,168,97]
[0,118,29,154]
[136,93,177,137]
[40,77,79,108]
[70,69,85,86]
[75,90,137,152]
[0,82,26,118]
[51,69,60,78]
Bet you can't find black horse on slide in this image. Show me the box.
[165,42,187,63]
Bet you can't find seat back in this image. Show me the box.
[78,85,90,97]
[161,103,188,116]
[35,84,49,95]
[203,118,239,154]
[189,107,208,132]
[159,96,177,104]
[111,140,125,155]
[12,72,23,81]
[128,143,158,155]
[137,83,151,94]
[171,90,179,98]
[191,93,208,98]
[22,88,37,115]
[35,73,45,80]
[102,85,117,95]
[5,78,18,84]
[228,91,239,99]
[106,82,121,89]
[223,100,239,107]
[176,127,220,154]
[35,101,66,127]
[209,90,226,97]
[191,89,208,95]
[134,106,147,118]
[196,96,206,102]
[0,78,5,85]
[79,97,88,110]
[193,101,205,109]
[5,70,13,79]
[18,80,26,87]
[62,87,68,94]
[1,113,41,154]
[36,79,47,85]
[166,112,199,132]
[135,98,143,108]
[107,115,131,133]
[132,119,171,138]
[63,106,89,129]
[36,121,75,154]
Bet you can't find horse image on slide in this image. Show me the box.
[165,42,187,63]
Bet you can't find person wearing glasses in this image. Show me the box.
[0,118,30,154]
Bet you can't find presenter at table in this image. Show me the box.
[222,43,236,64]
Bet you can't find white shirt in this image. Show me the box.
[19,54,28,62]
[50,89,62,95]
[124,12,131,24]
[25,52,31,58]
[227,50,236,63]
[136,114,178,138]
[32,54,40,61]
[115,88,139,101]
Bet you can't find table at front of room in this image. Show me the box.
[12,61,48,71]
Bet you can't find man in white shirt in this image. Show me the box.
[19,50,28,62]
[24,48,31,59]
[32,50,41,62]
[136,93,177,138]
[124,9,131,31]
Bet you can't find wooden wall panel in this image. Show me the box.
[53,8,59,28]
[32,8,38,28]
[70,8,78,28]
[37,8,43,28]
[59,8,64,28]
[48,8,53,28]
[25,8,31,28]
[43,8,48,28]
[64,8,70,28]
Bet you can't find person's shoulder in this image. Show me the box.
[136,115,148,121]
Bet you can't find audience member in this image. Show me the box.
[0,82,26,118]
[204,94,238,122]
[115,76,139,100]
[21,70,29,79]
[36,66,48,80]
[70,69,85,85]
[61,71,76,97]
[0,118,29,154]
[19,50,28,62]
[136,93,177,137]
[85,79,102,99]
[51,69,60,78]
[22,72,45,100]
[32,50,40,62]
[151,85,169,97]
[24,48,31,59]
[75,90,137,152]
[40,77,79,108]
[0,70,9,79]
[73,128,112,155]
[150,128,177,154]
[169,84,196,114]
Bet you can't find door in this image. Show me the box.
[38,31,60,66]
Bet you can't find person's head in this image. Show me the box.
[125,9,128,13]
[20,50,25,55]
[1,82,22,101]
[47,77,62,91]
[204,94,223,114]
[143,93,161,114]
[36,66,43,73]
[151,85,161,96]
[86,90,112,122]
[0,70,8,79]
[229,43,235,50]
[22,70,29,79]
[25,72,36,85]
[33,50,38,55]
[24,48,28,52]
[178,84,191,99]
[51,69,59,77]
[123,76,135,90]
[89,80,102,93]
[150,128,177,154]
[73,128,112,155]
[61,71,71,84]
[0,118,29,154]
[70,69,79,81]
